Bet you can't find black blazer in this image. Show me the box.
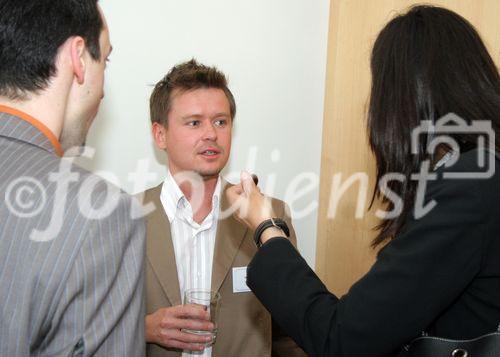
[247,149,500,357]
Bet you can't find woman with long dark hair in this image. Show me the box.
[227,5,500,356]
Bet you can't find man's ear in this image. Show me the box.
[70,36,87,85]
[152,122,168,150]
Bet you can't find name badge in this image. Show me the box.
[232,266,251,293]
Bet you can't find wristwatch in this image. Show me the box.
[253,218,290,248]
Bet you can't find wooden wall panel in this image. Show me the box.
[316,0,500,296]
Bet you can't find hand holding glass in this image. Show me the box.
[183,289,221,347]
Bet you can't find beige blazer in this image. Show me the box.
[143,182,305,357]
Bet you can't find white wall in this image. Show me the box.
[79,0,330,267]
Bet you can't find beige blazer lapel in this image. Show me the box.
[211,181,248,294]
[145,184,182,306]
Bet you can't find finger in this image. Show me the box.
[164,316,214,332]
[174,304,210,320]
[241,170,255,195]
[165,328,214,344]
[163,338,207,352]
[225,185,243,206]
[234,183,244,194]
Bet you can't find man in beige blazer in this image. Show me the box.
[143,59,305,357]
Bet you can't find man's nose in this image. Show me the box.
[202,123,217,141]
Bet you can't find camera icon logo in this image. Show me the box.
[411,113,495,179]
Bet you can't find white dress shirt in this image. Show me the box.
[160,170,221,357]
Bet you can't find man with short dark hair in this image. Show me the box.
[0,1,145,355]
[143,59,305,357]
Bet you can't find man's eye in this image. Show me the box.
[214,119,227,127]
[187,121,200,127]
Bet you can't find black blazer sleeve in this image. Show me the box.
[247,151,500,357]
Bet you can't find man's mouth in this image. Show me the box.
[199,148,221,156]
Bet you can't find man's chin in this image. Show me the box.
[197,168,223,180]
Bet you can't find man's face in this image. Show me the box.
[159,88,233,179]
[60,6,112,152]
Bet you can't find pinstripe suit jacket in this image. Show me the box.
[0,111,146,356]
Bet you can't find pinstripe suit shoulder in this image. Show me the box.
[0,113,146,356]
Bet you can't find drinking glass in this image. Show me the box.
[183,289,221,346]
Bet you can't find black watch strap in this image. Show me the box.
[253,218,290,248]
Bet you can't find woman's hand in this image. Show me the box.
[226,171,276,231]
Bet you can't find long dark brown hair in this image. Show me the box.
[368,5,500,247]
